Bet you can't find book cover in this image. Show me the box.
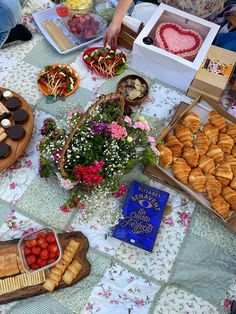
[112,180,169,252]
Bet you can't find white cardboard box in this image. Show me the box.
[132,4,220,92]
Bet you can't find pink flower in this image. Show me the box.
[179,212,189,231]
[151,144,160,156]
[102,288,111,298]
[112,183,127,198]
[9,182,16,190]
[148,136,156,144]
[223,299,232,310]
[109,122,127,139]
[133,121,151,132]
[163,217,174,226]
[135,299,145,307]
[60,205,71,213]
[124,115,132,126]
[67,108,84,116]
[57,174,75,190]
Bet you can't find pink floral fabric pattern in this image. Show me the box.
[82,263,160,314]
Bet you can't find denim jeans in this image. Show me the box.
[0,0,22,47]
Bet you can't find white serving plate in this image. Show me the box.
[33,6,106,55]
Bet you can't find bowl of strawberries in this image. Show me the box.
[65,13,107,39]
[18,227,62,273]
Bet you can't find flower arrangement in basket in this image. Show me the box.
[38,93,158,217]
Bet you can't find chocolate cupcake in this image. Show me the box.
[5,96,21,111]
[7,125,26,141]
[0,143,11,159]
[13,109,29,124]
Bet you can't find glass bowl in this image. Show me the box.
[95,3,115,22]
[18,227,62,274]
[61,0,93,14]
[64,13,107,39]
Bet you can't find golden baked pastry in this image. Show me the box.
[157,145,173,168]
[198,155,215,175]
[172,158,191,184]
[224,153,236,176]
[174,124,192,148]
[181,111,201,133]
[206,144,224,164]
[203,123,219,143]
[195,132,211,156]
[215,161,233,186]
[211,195,230,219]
[188,168,206,193]
[218,133,234,154]
[205,174,222,201]
[231,144,236,157]
[166,135,183,158]
[227,124,236,142]
[208,111,227,133]
[222,186,236,211]
[230,177,236,191]
[182,147,199,168]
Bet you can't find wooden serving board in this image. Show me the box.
[0,87,34,172]
[0,231,91,304]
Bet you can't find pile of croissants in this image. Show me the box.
[157,110,236,219]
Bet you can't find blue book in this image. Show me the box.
[112,181,169,252]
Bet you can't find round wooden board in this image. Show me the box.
[0,87,34,172]
[37,64,79,97]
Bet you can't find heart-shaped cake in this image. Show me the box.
[154,22,203,58]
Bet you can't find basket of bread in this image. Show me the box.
[150,96,236,227]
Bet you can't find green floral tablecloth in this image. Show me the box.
[0,1,236,313]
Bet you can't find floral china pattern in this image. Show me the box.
[82,263,160,314]
[155,286,218,313]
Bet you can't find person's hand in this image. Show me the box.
[103,22,121,49]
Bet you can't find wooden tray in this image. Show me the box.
[0,87,34,172]
[0,231,91,304]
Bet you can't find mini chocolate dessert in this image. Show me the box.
[0,143,11,159]
[7,125,26,141]
[13,109,29,124]
[0,112,11,121]
[5,96,21,111]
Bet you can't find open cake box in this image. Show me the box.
[132,3,220,92]
[145,96,236,232]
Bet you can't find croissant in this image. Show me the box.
[222,186,236,211]
[188,167,206,193]
[206,144,224,164]
[182,147,199,168]
[211,196,230,219]
[224,153,236,176]
[174,124,192,148]
[230,177,236,191]
[198,155,215,175]
[195,132,211,156]
[205,175,222,201]
[157,145,173,168]
[172,158,191,184]
[232,145,236,158]
[203,123,219,143]
[166,135,183,158]
[208,111,227,133]
[181,112,200,133]
[218,133,234,154]
[227,124,236,142]
[215,161,233,186]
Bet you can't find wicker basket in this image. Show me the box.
[59,93,125,179]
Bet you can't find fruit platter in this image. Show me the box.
[37,64,79,98]
[0,230,90,304]
[65,13,106,39]
[83,46,127,77]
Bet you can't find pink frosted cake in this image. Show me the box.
[154,22,203,58]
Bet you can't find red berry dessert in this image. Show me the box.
[154,22,203,58]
